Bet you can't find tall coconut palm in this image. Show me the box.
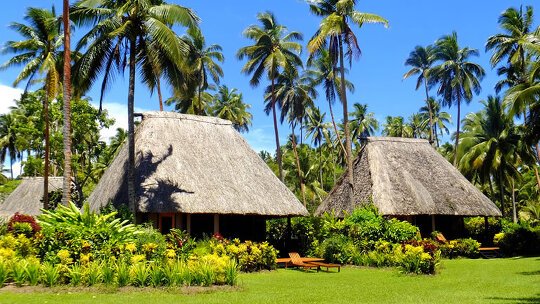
[237,11,303,181]
[265,69,316,205]
[212,85,252,132]
[382,116,412,138]
[430,32,485,166]
[403,45,436,144]
[62,0,72,205]
[349,103,378,147]
[1,7,64,209]
[306,49,353,154]
[72,0,199,213]
[308,0,388,196]
[420,97,451,147]
[459,96,534,216]
[183,27,224,115]
[407,113,427,139]
[305,107,330,189]
[0,114,20,179]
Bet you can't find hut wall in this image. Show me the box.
[411,215,465,238]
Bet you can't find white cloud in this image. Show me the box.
[0,84,23,114]
[93,101,149,143]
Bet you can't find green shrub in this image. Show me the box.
[116,262,131,287]
[0,219,7,236]
[12,260,28,286]
[25,260,40,285]
[384,219,419,243]
[101,262,115,286]
[41,263,60,287]
[209,238,277,272]
[85,262,102,286]
[224,259,238,286]
[130,263,149,287]
[68,264,83,286]
[441,238,480,259]
[397,240,440,275]
[464,217,501,245]
[0,260,8,286]
[7,213,41,237]
[315,235,358,264]
[135,225,167,261]
[499,222,540,256]
[149,263,165,287]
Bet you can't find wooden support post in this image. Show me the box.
[213,214,220,235]
[186,214,191,234]
[431,215,436,233]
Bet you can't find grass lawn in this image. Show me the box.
[1,257,538,304]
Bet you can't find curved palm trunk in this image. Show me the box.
[328,99,346,154]
[338,36,354,203]
[127,38,137,218]
[43,80,50,210]
[423,77,434,146]
[453,94,461,167]
[499,166,505,218]
[291,123,306,206]
[319,141,323,191]
[271,76,283,181]
[62,0,72,206]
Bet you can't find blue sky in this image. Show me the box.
[0,0,537,159]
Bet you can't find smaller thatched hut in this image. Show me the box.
[0,177,63,219]
[316,137,501,237]
[89,112,307,240]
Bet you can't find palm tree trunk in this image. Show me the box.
[62,0,72,206]
[511,179,517,223]
[157,77,164,111]
[423,77,434,146]
[453,94,461,167]
[338,36,354,203]
[127,38,137,217]
[328,99,346,154]
[43,77,50,210]
[9,157,13,180]
[534,144,540,190]
[291,123,306,206]
[499,167,505,218]
[319,142,323,191]
[271,75,283,181]
[434,124,440,147]
[197,82,203,115]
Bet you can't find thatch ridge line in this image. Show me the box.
[140,111,233,126]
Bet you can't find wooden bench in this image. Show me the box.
[479,247,502,259]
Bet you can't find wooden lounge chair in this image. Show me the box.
[306,261,341,272]
[288,252,319,272]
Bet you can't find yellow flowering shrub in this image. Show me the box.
[130,254,146,264]
[57,249,72,265]
[208,238,277,272]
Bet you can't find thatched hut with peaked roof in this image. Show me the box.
[89,111,307,240]
[0,177,63,219]
[316,137,501,237]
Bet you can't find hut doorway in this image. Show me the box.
[159,213,175,234]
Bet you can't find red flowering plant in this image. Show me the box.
[7,212,41,237]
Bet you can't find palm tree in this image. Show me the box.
[306,49,353,154]
[308,0,388,195]
[237,11,303,181]
[1,7,64,209]
[72,0,199,213]
[403,45,436,144]
[407,113,427,139]
[183,27,224,115]
[382,116,412,138]
[459,96,534,216]
[420,97,451,147]
[305,107,330,189]
[211,85,253,132]
[0,114,20,179]
[62,0,73,205]
[430,32,485,166]
[349,103,378,148]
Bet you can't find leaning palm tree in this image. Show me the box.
[183,27,224,115]
[307,0,388,195]
[0,114,20,179]
[211,85,253,132]
[430,32,485,166]
[305,107,330,189]
[1,7,63,209]
[403,45,436,144]
[237,11,303,181]
[72,0,199,213]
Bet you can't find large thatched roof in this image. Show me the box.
[0,177,63,219]
[316,137,501,217]
[89,111,307,216]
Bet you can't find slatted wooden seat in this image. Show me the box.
[306,261,341,272]
[288,252,319,271]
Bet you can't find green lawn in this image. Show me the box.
[1,258,538,304]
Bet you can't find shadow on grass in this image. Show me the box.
[487,294,540,303]
[517,270,540,276]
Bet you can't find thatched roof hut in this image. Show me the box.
[0,177,63,219]
[89,112,307,237]
[316,137,501,219]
